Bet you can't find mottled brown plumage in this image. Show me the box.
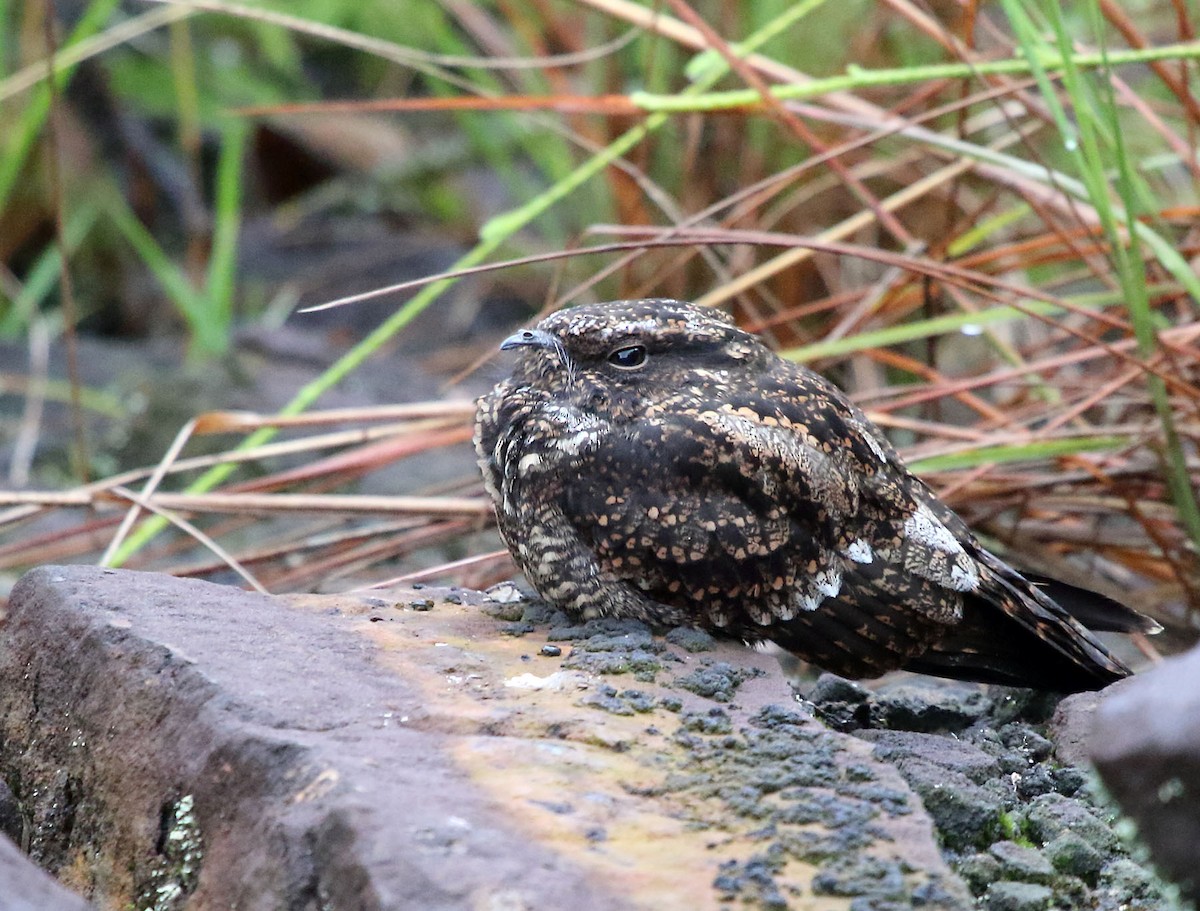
[474,300,1156,692]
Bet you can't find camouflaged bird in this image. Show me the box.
[474,299,1156,692]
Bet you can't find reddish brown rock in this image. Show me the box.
[0,566,971,910]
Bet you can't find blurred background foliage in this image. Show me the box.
[0,0,1197,642]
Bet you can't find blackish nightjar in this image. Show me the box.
[474,300,1157,692]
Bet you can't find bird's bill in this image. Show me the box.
[500,329,559,352]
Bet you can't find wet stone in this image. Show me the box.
[998,725,1054,763]
[807,674,872,732]
[0,780,20,842]
[808,674,871,706]
[1097,858,1165,908]
[912,771,1007,853]
[983,881,1053,911]
[956,852,1002,895]
[1011,765,1057,801]
[1049,766,1087,797]
[859,730,1002,785]
[987,689,1062,726]
[1021,793,1118,853]
[800,668,1185,910]
[989,840,1055,884]
[1043,831,1106,882]
[867,685,993,733]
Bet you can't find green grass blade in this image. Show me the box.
[106,189,207,326]
[199,117,249,357]
[908,436,1129,473]
[780,299,1066,363]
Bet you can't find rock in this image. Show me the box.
[1091,644,1200,904]
[837,680,1182,909]
[982,881,1052,911]
[0,834,93,911]
[1021,793,1118,853]
[806,673,872,731]
[1043,832,1105,882]
[859,730,1002,785]
[867,684,993,733]
[988,840,1055,884]
[857,730,1029,853]
[1097,857,1165,908]
[808,673,871,705]
[955,852,1002,895]
[857,732,1007,852]
[1046,691,1100,766]
[0,566,972,910]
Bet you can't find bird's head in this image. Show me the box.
[497,300,769,419]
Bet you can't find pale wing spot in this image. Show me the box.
[845,538,874,564]
[790,585,824,613]
[949,557,980,592]
[773,601,797,622]
[518,453,543,473]
[814,565,843,599]
[861,426,889,463]
[745,601,775,626]
[903,504,966,556]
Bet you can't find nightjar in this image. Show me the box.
[474,299,1156,692]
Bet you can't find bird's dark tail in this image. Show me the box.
[1019,573,1161,635]
[902,553,1151,693]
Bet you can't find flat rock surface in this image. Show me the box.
[0,566,970,911]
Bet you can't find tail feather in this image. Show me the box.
[1021,573,1161,634]
[903,607,1127,691]
[902,552,1134,692]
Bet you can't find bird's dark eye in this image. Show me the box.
[608,345,647,369]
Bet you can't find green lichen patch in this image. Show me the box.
[654,705,961,908]
[674,660,765,702]
[136,793,203,911]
